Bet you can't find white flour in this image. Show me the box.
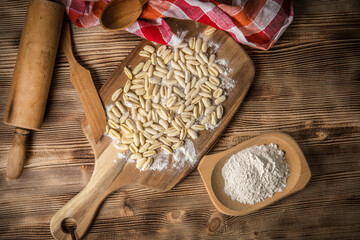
[149,150,169,171]
[222,144,289,204]
[171,139,197,169]
[205,121,220,130]
[219,76,235,90]
[149,139,197,171]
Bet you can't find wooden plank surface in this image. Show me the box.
[1,0,360,239]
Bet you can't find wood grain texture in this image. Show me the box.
[1,0,360,239]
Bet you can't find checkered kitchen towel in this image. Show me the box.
[56,0,293,50]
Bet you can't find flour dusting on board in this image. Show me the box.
[149,151,169,171]
[149,140,197,171]
[207,39,221,55]
[176,29,189,43]
[117,151,131,162]
[171,140,197,169]
[205,121,220,131]
[220,76,235,90]
[216,59,232,76]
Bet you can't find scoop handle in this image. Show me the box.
[60,22,106,143]
[7,128,30,179]
[61,22,78,67]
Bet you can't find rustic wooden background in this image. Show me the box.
[1,0,360,239]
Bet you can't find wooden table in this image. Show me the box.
[1,0,359,239]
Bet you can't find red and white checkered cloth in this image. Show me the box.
[56,0,293,50]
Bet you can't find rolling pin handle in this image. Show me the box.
[7,127,30,179]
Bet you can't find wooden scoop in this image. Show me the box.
[60,22,106,143]
[100,0,149,31]
[198,132,311,216]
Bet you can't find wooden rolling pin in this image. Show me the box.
[4,0,64,179]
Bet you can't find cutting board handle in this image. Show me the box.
[50,146,128,240]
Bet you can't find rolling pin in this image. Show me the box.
[4,0,64,179]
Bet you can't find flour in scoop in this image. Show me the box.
[222,144,289,205]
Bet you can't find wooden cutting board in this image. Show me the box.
[51,19,255,240]
[83,19,255,192]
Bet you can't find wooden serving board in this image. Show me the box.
[51,19,254,240]
[84,19,255,191]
